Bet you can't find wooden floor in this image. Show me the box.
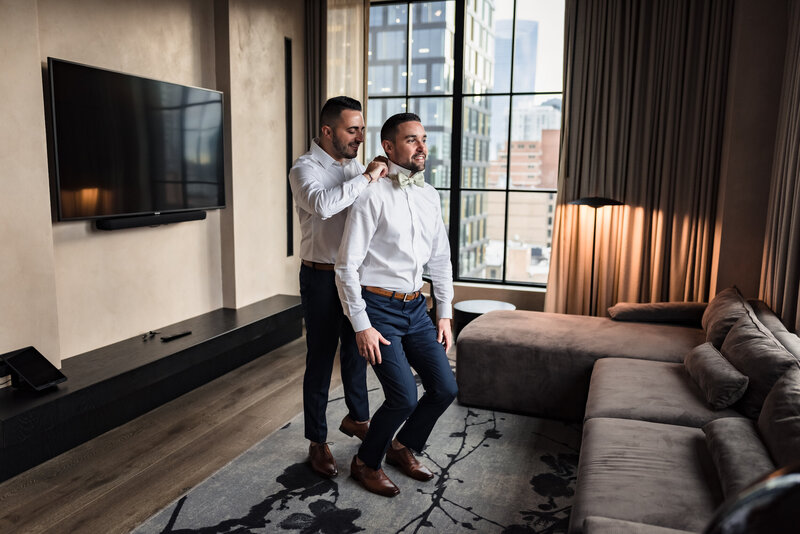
[0,336,322,534]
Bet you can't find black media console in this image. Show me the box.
[0,294,302,482]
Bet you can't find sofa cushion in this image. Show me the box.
[608,302,706,326]
[703,417,775,498]
[457,310,705,421]
[721,310,798,419]
[569,418,722,534]
[684,342,749,410]
[585,358,740,427]
[702,286,752,348]
[583,516,695,534]
[758,366,800,467]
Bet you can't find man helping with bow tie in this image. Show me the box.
[335,113,458,497]
[289,96,389,480]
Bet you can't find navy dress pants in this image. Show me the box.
[357,290,458,470]
[300,264,369,443]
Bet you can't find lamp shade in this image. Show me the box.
[568,196,623,208]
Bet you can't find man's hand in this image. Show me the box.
[355,327,391,365]
[436,318,453,352]
[363,157,389,183]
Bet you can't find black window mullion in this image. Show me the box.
[448,0,465,280]
[462,91,562,99]
[406,4,412,97]
[500,0,519,284]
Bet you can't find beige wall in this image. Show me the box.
[39,0,224,358]
[0,0,61,365]
[220,0,303,309]
[0,0,305,364]
[712,0,788,300]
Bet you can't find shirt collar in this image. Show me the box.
[387,161,417,178]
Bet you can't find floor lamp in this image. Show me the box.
[568,196,623,315]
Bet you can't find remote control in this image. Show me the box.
[161,330,192,342]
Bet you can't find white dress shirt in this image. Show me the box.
[289,139,367,263]
[335,161,454,332]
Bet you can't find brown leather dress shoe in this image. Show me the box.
[339,415,369,441]
[385,445,434,481]
[349,456,400,497]
[308,442,338,478]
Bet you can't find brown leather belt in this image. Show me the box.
[301,259,335,271]
[364,286,421,302]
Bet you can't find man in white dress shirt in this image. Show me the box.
[335,113,458,497]
[289,96,388,478]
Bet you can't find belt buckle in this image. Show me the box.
[402,292,415,302]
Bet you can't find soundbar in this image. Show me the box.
[95,210,206,230]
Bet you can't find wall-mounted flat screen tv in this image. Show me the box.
[47,57,225,221]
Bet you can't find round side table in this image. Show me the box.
[453,299,516,339]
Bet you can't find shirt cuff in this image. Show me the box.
[350,310,372,332]
[436,302,453,320]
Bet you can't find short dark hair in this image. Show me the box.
[320,96,362,128]
[380,113,422,142]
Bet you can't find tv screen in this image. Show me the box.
[48,58,225,221]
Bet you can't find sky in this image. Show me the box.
[508,0,565,93]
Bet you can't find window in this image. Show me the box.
[367,0,564,285]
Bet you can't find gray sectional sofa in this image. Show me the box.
[456,287,800,533]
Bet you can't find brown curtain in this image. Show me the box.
[305,0,326,142]
[546,0,735,315]
[305,0,368,144]
[325,0,367,100]
[323,0,368,161]
[760,1,800,332]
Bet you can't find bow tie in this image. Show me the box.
[396,171,425,188]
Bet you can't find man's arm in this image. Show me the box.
[289,159,387,220]
[426,193,455,351]
[335,194,390,364]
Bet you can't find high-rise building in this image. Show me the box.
[368,1,494,279]
[459,0,497,278]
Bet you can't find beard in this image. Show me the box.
[405,154,426,174]
[332,135,359,160]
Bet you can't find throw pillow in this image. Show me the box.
[758,366,800,468]
[703,417,776,498]
[608,302,707,326]
[721,310,798,419]
[702,286,752,348]
[684,342,749,409]
[749,300,800,359]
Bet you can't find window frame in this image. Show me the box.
[367,0,562,287]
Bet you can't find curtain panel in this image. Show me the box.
[326,0,367,101]
[324,0,368,161]
[304,0,367,150]
[760,1,800,332]
[547,0,735,315]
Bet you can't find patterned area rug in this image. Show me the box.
[133,364,581,534]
